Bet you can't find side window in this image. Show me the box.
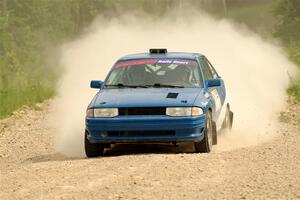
[200,59,213,80]
[205,58,219,79]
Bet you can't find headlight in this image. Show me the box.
[86,108,118,118]
[166,107,203,117]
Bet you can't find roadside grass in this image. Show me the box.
[279,113,291,123]
[0,84,55,119]
[287,43,300,102]
[288,80,300,102]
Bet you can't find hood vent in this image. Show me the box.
[166,93,178,99]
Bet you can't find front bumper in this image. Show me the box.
[86,115,206,144]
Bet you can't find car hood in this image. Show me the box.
[93,88,203,108]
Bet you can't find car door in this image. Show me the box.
[200,57,226,120]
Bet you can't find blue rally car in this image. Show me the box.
[85,49,233,157]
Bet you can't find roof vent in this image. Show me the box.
[149,48,167,54]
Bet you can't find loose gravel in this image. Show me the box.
[0,102,299,200]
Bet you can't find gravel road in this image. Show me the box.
[0,102,299,200]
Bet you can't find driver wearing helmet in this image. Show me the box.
[176,65,192,87]
[123,65,148,85]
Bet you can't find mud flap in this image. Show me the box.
[212,121,217,145]
[229,111,234,130]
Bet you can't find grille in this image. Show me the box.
[118,107,166,115]
[107,130,175,137]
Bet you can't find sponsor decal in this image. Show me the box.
[116,59,197,68]
[173,60,189,65]
[157,60,173,64]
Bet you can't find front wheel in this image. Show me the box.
[85,131,104,158]
[194,111,214,153]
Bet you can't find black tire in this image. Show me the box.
[85,131,104,158]
[195,111,213,153]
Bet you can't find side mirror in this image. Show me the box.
[90,80,104,89]
[206,79,221,88]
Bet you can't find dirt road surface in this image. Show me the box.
[0,102,299,200]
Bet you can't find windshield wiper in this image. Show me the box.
[105,83,184,88]
[147,83,184,88]
[104,83,149,88]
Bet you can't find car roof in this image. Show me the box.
[118,52,204,61]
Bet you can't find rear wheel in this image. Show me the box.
[195,111,214,153]
[85,131,104,158]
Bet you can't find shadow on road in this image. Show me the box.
[104,143,195,156]
[24,143,196,164]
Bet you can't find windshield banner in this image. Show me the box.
[116,59,197,68]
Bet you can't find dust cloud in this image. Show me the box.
[50,11,298,157]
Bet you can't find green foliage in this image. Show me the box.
[286,44,300,102]
[0,83,55,117]
[0,0,298,118]
[0,0,102,118]
[287,43,300,66]
[0,0,186,118]
[226,0,277,36]
[287,81,300,102]
[274,0,300,43]
[274,0,300,102]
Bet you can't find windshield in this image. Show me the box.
[104,59,202,88]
